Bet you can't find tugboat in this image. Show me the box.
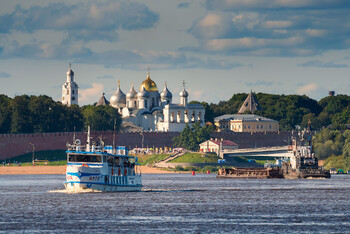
[64,126,142,192]
[217,120,330,179]
[281,121,330,179]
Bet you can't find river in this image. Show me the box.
[0,174,349,233]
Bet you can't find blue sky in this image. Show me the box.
[0,0,350,105]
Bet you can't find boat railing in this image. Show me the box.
[67,144,105,152]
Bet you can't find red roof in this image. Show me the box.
[210,140,238,146]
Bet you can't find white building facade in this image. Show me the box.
[109,72,205,132]
[199,139,239,154]
[62,64,78,106]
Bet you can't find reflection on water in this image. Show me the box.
[0,174,350,233]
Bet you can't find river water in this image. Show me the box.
[0,173,349,233]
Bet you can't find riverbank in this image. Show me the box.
[0,166,175,175]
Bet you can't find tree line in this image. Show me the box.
[313,128,350,170]
[193,93,350,131]
[1,92,349,134]
[0,94,121,134]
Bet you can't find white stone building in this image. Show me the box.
[62,64,78,106]
[199,139,239,154]
[109,72,205,132]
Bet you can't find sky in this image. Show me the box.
[0,0,350,106]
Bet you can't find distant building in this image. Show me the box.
[214,114,279,133]
[62,64,78,106]
[106,71,205,132]
[329,91,335,97]
[199,139,239,154]
[238,91,262,114]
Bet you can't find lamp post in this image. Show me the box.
[29,143,35,166]
[140,131,144,149]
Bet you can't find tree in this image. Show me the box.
[10,95,33,133]
[0,95,11,133]
[173,123,214,151]
[82,105,121,131]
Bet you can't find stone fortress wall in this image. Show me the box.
[0,131,292,160]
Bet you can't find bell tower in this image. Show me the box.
[62,63,79,106]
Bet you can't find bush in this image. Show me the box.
[203,165,219,173]
[174,165,184,171]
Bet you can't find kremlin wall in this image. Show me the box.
[0,131,292,160]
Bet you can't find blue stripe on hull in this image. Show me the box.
[65,181,142,187]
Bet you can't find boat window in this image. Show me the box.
[115,157,120,165]
[107,156,114,166]
[68,154,102,163]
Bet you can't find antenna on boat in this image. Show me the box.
[86,126,91,152]
[113,119,116,154]
[73,126,76,143]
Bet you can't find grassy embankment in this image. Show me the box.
[167,152,223,173]
[130,153,170,166]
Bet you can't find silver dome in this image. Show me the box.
[138,87,150,98]
[66,63,74,76]
[161,85,172,99]
[179,88,188,98]
[110,85,126,106]
[126,83,137,99]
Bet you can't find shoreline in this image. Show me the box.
[0,165,176,175]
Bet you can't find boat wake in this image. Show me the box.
[142,188,208,193]
[49,189,102,193]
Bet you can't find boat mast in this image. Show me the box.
[86,126,91,152]
[113,119,116,154]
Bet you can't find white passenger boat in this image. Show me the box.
[64,127,142,192]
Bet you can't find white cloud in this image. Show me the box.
[297,83,318,95]
[79,83,104,105]
[187,1,350,56]
[0,2,159,42]
[192,90,204,100]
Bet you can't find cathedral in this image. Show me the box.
[105,71,205,132]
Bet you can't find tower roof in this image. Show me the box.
[66,63,74,76]
[179,80,188,98]
[238,91,262,114]
[96,93,110,106]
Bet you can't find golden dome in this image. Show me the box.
[139,72,158,92]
